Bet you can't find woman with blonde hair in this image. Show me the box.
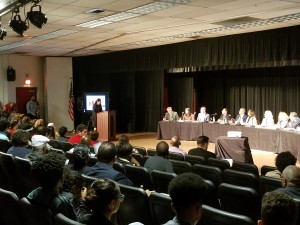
[261,110,274,128]
[276,112,289,128]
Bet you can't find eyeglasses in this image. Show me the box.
[119,193,125,202]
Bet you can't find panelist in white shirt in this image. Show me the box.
[196,107,210,122]
[245,109,258,126]
[261,110,275,128]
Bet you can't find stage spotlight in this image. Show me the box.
[9,11,28,36]
[0,27,7,40]
[27,4,47,29]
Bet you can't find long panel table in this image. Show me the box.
[157,121,300,160]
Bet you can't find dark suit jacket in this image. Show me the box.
[84,162,133,186]
[235,114,248,123]
[188,148,216,161]
[144,156,174,173]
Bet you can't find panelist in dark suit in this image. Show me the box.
[196,106,210,122]
[188,136,216,161]
[84,142,133,186]
[163,107,179,121]
[217,108,231,124]
[235,108,248,124]
[287,112,300,129]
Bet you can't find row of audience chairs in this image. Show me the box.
[0,188,83,225]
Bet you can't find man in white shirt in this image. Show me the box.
[196,107,210,122]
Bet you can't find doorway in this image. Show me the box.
[16,87,37,114]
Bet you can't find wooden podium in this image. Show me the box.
[97,110,116,141]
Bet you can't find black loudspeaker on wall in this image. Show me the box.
[7,66,16,81]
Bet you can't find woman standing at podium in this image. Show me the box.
[92,98,103,130]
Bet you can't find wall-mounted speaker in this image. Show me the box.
[7,66,16,81]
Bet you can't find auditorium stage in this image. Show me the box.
[114,132,287,174]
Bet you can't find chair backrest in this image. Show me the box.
[49,148,65,155]
[203,179,221,209]
[131,153,144,166]
[113,162,125,174]
[118,184,153,225]
[0,139,12,153]
[151,170,177,193]
[170,159,192,174]
[0,188,21,225]
[148,192,174,225]
[18,197,53,225]
[207,158,230,171]
[232,162,259,177]
[14,156,40,198]
[223,169,259,192]
[168,152,184,161]
[81,174,98,187]
[53,213,85,225]
[124,164,153,190]
[200,205,256,225]
[185,155,206,166]
[259,175,282,198]
[0,152,19,194]
[293,198,300,225]
[60,142,74,152]
[218,183,261,222]
[147,148,156,156]
[260,165,277,176]
[48,140,62,150]
[192,164,223,187]
[133,146,147,156]
[143,155,151,165]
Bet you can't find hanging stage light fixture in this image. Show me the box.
[27,0,47,29]
[0,27,7,40]
[9,8,28,36]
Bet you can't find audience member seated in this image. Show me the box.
[276,165,300,199]
[169,136,186,156]
[69,144,91,174]
[163,107,179,122]
[276,112,289,129]
[266,151,297,179]
[89,130,101,153]
[80,178,124,225]
[20,123,35,135]
[33,119,45,129]
[196,106,210,122]
[234,107,248,124]
[0,119,9,141]
[188,136,216,161]
[261,110,275,128]
[163,173,208,225]
[116,142,140,166]
[35,125,48,136]
[245,109,258,126]
[68,124,88,144]
[25,135,50,161]
[258,191,297,225]
[47,126,56,140]
[7,120,18,135]
[27,152,77,220]
[144,141,174,173]
[217,108,231,124]
[62,167,91,221]
[287,112,300,129]
[84,142,133,186]
[182,108,194,121]
[7,129,32,158]
[57,126,69,142]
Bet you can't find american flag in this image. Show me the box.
[68,81,75,121]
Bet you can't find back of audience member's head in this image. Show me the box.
[196,136,209,146]
[20,123,34,133]
[36,125,47,136]
[80,135,91,147]
[168,173,208,222]
[83,178,121,213]
[170,136,181,147]
[34,119,44,128]
[11,129,31,147]
[31,152,66,190]
[282,165,300,187]
[117,143,133,159]
[58,126,68,137]
[10,120,19,129]
[62,167,85,198]
[47,126,55,139]
[76,124,87,133]
[0,119,9,132]
[21,116,31,124]
[260,191,297,225]
[73,144,90,170]
[118,135,129,145]
[97,142,117,163]
[275,151,297,173]
[89,130,99,141]
[156,141,169,158]
[31,135,50,155]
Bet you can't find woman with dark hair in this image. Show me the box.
[70,144,91,174]
[92,99,103,130]
[80,178,124,225]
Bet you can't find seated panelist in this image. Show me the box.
[182,108,194,121]
[197,107,210,122]
[261,110,275,128]
[245,109,258,126]
[217,108,231,124]
[235,107,248,124]
[276,112,289,128]
[163,107,179,121]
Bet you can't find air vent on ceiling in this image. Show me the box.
[85,8,104,14]
[213,16,260,26]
